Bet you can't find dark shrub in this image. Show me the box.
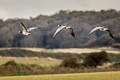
[83,51,109,67]
[60,56,83,68]
[2,60,18,72]
[4,60,17,66]
[111,62,120,68]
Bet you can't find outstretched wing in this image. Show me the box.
[68,28,75,38]
[20,22,28,32]
[28,27,40,32]
[89,27,103,35]
[53,25,66,38]
[106,30,114,39]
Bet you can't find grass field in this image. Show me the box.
[0,71,120,80]
[0,57,61,67]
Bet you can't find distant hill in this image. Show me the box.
[0,9,120,48]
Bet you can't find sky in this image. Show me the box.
[0,0,120,20]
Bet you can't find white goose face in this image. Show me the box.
[58,25,62,27]
[19,31,22,34]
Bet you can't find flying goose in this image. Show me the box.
[19,22,40,36]
[53,25,75,38]
[89,26,114,39]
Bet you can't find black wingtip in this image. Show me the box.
[111,36,114,40]
[38,27,41,29]
[106,30,114,40]
[20,21,23,24]
[71,34,76,39]
[73,36,76,39]
[20,21,24,26]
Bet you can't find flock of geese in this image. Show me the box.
[19,22,114,40]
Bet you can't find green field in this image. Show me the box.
[15,59,60,67]
[0,71,120,80]
[0,58,61,67]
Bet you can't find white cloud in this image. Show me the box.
[0,9,9,20]
[86,0,120,10]
[0,0,119,20]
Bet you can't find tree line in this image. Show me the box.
[0,9,120,48]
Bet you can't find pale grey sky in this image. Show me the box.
[0,0,119,20]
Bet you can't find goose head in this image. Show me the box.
[19,31,22,34]
[58,25,62,27]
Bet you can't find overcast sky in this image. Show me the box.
[0,0,120,20]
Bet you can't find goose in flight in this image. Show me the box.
[19,22,40,36]
[53,25,75,38]
[89,26,114,39]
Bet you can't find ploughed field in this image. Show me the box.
[0,47,120,54]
